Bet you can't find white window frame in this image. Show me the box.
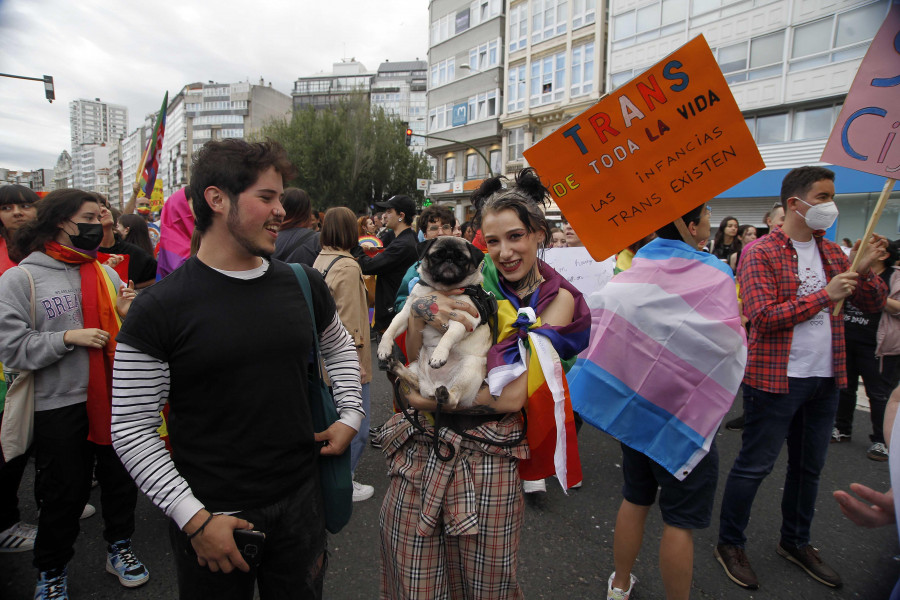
[507,64,527,112]
[531,0,568,44]
[530,51,566,107]
[570,41,594,97]
[509,3,529,52]
[508,127,525,161]
[572,0,596,29]
[789,2,888,73]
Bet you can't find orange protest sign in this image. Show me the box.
[524,35,764,261]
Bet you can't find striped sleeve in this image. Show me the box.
[110,344,204,529]
[319,313,364,431]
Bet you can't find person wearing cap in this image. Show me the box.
[352,195,418,333]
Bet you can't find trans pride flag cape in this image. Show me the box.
[570,238,746,479]
[156,188,194,280]
[482,256,591,490]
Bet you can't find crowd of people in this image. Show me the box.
[0,139,898,600]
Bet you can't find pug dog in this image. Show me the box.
[378,236,491,408]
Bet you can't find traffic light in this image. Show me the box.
[43,75,54,103]
[405,128,413,147]
[423,197,432,207]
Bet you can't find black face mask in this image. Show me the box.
[67,222,103,251]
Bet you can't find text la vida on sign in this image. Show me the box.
[524,35,764,261]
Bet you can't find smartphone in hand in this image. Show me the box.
[233,529,265,568]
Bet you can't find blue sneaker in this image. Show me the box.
[105,539,149,588]
[34,566,68,599]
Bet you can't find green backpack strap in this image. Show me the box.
[289,263,324,372]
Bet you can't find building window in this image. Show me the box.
[489,149,502,174]
[715,31,785,83]
[532,0,568,44]
[570,42,594,97]
[508,64,527,112]
[470,0,501,27]
[508,128,525,161]
[612,0,686,49]
[469,38,501,71]
[744,103,843,144]
[531,51,566,106]
[431,57,456,87]
[466,89,499,121]
[445,157,457,181]
[791,106,834,141]
[509,3,529,51]
[751,113,788,144]
[572,0,595,29]
[790,2,886,72]
[466,153,480,179]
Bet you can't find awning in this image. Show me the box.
[716,165,888,199]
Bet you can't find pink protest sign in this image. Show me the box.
[821,3,900,176]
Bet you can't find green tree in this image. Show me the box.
[258,95,431,213]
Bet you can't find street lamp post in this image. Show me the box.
[0,72,55,102]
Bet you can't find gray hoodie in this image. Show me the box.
[0,251,121,412]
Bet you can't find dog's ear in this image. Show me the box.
[416,238,437,260]
[466,241,484,266]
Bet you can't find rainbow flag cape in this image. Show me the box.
[156,187,194,279]
[482,256,591,490]
[569,238,747,480]
[138,92,168,199]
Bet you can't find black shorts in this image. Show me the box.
[620,440,719,530]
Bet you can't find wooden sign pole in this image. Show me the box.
[834,177,897,316]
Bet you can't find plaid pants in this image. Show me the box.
[378,412,528,600]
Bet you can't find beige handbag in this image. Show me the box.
[1,266,36,463]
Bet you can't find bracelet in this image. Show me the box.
[186,513,214,539]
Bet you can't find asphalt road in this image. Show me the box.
[2,366,898,599]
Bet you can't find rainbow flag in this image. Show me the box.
[139,92,168,199]
[156,187,194,279]
[570,238,747,479]
[482,256,591,490]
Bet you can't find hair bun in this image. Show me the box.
[515,168,550,209]
[471,176,505,212]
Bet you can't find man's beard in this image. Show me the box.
[226,202,280,259]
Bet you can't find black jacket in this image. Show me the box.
[354,227,418,331]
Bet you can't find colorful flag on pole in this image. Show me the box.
[138,92,168,199]
[569,238,747,480]
[482,256,591,490]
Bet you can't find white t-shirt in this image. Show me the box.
[787,238,833,378]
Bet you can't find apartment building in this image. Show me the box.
[426,0,506,218]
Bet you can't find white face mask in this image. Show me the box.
[795,198,839,231]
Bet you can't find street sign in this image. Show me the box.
[416,178,430,191]
[453,181,464,194]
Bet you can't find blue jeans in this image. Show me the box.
[718,377,838,548]
[349,382,370,475]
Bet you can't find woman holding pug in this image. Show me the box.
[377,169,591,599]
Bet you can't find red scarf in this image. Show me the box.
[44,241,121,445]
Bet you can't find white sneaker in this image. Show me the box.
[352,481,374,502]
[0,521,37,553]
[81,503,96,519]
[523,479,547,494]
[607,572,637,600]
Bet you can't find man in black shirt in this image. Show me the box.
[353,195,418,333]
[111,140,362,600]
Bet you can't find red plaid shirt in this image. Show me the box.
[738,227,887,393]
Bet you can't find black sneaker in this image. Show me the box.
[776,541,842,588]
[725,415,745,431]
[715,544,759,589]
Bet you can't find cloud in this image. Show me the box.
[0,0,427,171]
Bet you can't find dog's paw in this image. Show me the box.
[429,356,448,369]
[385,356,401,375]
[435,386,450,406]
[377,341,393,361]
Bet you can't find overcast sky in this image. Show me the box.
[0,0,429,171]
